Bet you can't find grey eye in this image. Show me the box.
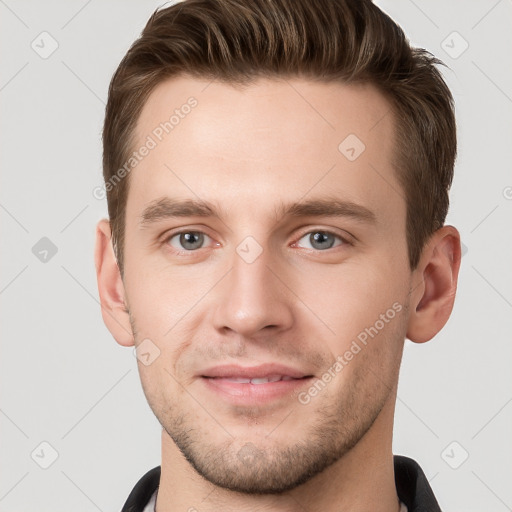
[296,231,343,250]
[169,231,210,251]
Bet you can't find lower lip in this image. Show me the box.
[201,377,313,405]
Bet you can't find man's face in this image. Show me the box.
[122,76,412,493]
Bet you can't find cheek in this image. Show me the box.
[291,259,408,340]
[137,362,186,426]
[124,259,210,337]
[319,302,406,405]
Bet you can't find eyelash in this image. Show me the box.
[161,228,352,255]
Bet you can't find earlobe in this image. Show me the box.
[94,219,134,347]
[406,225,461,343]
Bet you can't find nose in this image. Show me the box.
[212,244,294,338]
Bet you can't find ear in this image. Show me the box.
[407,225,461,343]
[94,219,134,347]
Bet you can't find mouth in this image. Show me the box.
[202,375,309,384]
[199,364,314,404]
[200,362,313,380]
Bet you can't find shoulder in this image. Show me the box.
[121,466,161,512]
[394,455,442,512]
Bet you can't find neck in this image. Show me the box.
[155,396,400,512]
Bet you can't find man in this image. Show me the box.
[94,0,461,510]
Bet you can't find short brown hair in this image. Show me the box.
[102,0,456,275]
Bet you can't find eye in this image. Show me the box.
[295,230,346,251]
[166,231,213,251]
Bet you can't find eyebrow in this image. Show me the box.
[139,196,377,228]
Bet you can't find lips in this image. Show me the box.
[215,375,298,384]
[200,364,314,405]
[200,363,313,381]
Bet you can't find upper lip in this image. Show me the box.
[200,363,312,379]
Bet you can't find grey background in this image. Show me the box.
[0,0,511,510]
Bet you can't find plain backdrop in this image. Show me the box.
[1,1,511,511]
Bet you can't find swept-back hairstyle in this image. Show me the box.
[103,0,456,275]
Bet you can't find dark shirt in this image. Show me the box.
[121,455,441,511]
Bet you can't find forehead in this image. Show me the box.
[127,74,401,224]
[135,75,394,152]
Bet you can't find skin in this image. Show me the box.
[95,76,461,512]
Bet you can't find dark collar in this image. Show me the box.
[122,455,441,511]
[394,455,441,511]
